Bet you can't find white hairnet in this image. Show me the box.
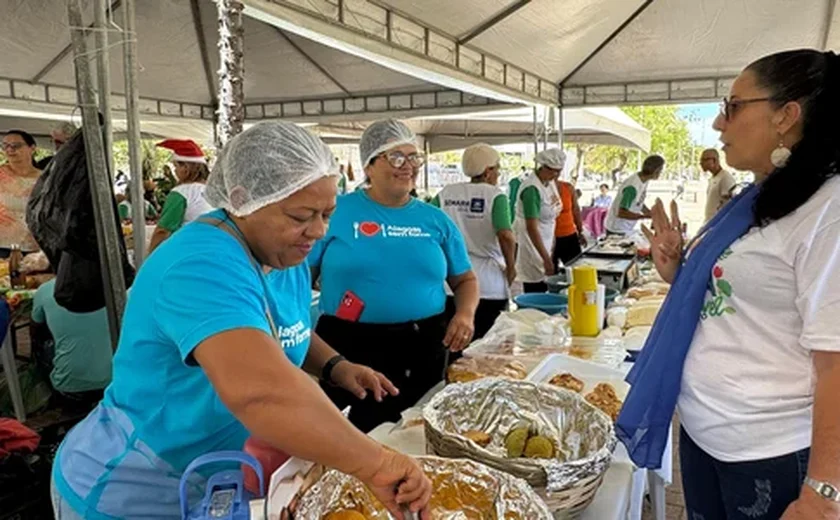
[461,143,500,178]
[359,119,417,166]
[204,121,338,217]
[535,148,567,170]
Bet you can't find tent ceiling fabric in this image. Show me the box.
[565,0,837,86]
[2,0,837,122]
[0,0,443,108]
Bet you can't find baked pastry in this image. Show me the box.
[625,303,662,328]
[524,435,555,459]
[324,511,367,520]
[584,383,623,421]
[462,430,492,448]
[548,373,585,393]
[446,356,528,384]
[504,427,530,458]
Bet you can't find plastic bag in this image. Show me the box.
[26,128,134,312]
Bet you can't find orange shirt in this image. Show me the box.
[554,181,577,237]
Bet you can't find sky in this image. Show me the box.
[677,102,721,148]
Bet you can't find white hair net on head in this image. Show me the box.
[359,119,417,167]
[461,143,500,177]
[204,121,338,217]
[535,148,567,170]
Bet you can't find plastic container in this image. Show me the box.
[180,451,263,520]
[513,293,568,315]
[527,353,629,399]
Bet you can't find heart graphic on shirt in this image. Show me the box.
[359,221,381,237]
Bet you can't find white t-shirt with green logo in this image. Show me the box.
[678,176,840,462]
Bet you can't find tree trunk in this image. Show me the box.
[215,0,245,150]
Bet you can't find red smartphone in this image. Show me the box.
[336,290,365,322]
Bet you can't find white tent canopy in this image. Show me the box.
[2,105,649,156]
[2,0,835,128]
[405,106,651,153]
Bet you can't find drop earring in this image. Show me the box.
[770,139,791,168]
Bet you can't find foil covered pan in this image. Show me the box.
[295,456,553,519]
[423,378,615,492]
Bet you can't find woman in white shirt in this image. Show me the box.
[620,49,840,520]
[514,149,564,293]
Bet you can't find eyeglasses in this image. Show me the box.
[380,151,425,169]
[1,142,27,152]
[719,97,772,121]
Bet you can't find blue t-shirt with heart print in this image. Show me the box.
[309,189,471,324]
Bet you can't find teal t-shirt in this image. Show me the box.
[31,279,112,393]
[53,209,313,519]
[309,190,471,324]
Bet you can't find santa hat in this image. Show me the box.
[156,139,206,164]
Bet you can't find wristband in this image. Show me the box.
[321,355,347,383]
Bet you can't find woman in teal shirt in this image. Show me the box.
[51,122,431,519]
[310,120,479,433]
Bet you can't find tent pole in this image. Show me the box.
[556,106,564,148]
[68,0,127,350]
[121,0,146,267]
[542,106,549,151]
[423,139,430,194]
[532,106,538,160]
[93,0,114,175]
[215,0,246,149]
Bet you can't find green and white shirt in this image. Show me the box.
[605,173,648,235]
[157,183,214,232]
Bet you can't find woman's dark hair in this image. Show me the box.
[748,49,839,225]
[4,130,38,167]
[5,129,36,147]
[599,183,610,190]
[641,155,665,175]
[177,161,210,184]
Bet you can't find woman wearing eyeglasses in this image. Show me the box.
[1,130,41,256]
[618,49,840,520]
[309,119,479,432]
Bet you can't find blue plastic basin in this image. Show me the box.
[513,293,568,315]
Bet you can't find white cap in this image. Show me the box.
[461,143,500,178]
[535,148,567,170]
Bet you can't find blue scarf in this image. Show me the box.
[616,184,759,469]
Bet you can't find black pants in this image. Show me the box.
[445,296,508,341]
[523,282,548,293]
[552,233,582,267]
[680,427,809,519]
[316,313,449,433]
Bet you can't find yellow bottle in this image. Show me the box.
[568,265,600,337]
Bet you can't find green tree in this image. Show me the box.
[576,105,694,181]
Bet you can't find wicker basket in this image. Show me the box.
[423,379,614,517]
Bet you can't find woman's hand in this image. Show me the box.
[443,312,475,352]
[331,361,399,402]
[356,448,432,519]
[641,199,683,284]
[505,265,517,286]
[543,256,556,276]
[781,490,840,519]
